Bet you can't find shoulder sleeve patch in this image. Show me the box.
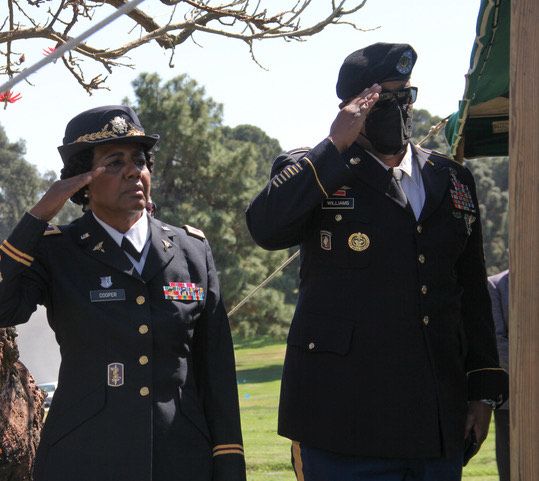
[43,224,62,236]
[183,225,205,240]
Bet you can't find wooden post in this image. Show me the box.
[509,1,539,479]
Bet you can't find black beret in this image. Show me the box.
[58,105,159,164]
[336,42,417,102]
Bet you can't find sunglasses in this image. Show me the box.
[377,86,418,104]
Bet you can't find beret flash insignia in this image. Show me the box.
[396,50,414,75]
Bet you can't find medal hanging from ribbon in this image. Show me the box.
[163,282,205,301]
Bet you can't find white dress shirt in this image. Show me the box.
[366,144,426,220]
[93,212,151,274]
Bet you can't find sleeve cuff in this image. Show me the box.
[212,444,246,481]
[467,368,509,408]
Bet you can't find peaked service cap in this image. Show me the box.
[58,105,159,164]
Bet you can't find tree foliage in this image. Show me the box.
[465,156,509,275]
[1,1,367,94]
[129,72,294,337]
[0,125,44,239]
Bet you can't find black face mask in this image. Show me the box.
[364,100,413,155]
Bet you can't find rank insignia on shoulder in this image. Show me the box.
[183,225,205,240]
[107,362,124,387]
[320,230,332,251]
[43,224,61,236]
[80,232,90,240]
[161,225,171,231]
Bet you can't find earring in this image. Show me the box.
[83,191,89,199]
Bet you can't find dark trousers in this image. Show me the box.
[494,409,510,481]
[291,442,463,481]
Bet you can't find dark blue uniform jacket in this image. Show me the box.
[0,211,246,481]
[246,139,508,459]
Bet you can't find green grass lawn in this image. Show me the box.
[234,338,500,481]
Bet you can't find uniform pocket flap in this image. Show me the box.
[44,385,106,446]
[179,388,211,441]
[288,312,355,355]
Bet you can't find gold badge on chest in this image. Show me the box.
[348,232,370,252]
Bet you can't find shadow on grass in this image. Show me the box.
[237,364,283,384]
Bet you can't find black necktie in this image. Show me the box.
[121,237,142,262]
[387,167,408,208]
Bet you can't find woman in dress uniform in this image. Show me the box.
[0,105,246,481]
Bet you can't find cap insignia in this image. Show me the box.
[110,116,129,135]
[396,50,414,75]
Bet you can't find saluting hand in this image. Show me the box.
[29,167,105,222]
[328,83,382,153]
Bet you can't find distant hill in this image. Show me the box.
[16,306,61,385]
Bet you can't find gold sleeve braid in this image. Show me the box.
[0,240,33,267]
[212,443,244,457]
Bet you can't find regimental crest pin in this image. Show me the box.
[320,230,332,251]
[107,362,124,387]
[100,276,113,289]
[93,241,105,253]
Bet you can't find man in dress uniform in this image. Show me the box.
[246,43,508,481]
[0,106,246,481]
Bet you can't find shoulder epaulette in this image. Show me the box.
[183,225,205,240]
[43,224,62,236]
[287,147,311,156]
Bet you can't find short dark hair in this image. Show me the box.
[60,146,155,207]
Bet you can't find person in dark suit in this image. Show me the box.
[246,43,508,481]
[0,106,246,481]
[487,269,510,481]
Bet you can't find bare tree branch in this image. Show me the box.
[1,0,369,94]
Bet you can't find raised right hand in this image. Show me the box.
[328,84,382,153]
[29,167,105,222]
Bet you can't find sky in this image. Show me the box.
[1,0,480,175]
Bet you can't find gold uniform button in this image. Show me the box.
[416,225,423,234]
[136,295,145,305]
[335,214,343,222]
[140,386,150,396]
[139,324,149,334]
[418,254,426,264]
[421,285,428,295]
[422,316,430,326]
[308,342,315,350]
[139,355,149,365]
